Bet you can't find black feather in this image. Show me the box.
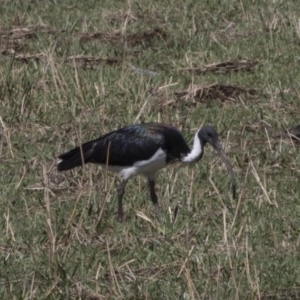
[57,140,95,171]
[57,123,191,171]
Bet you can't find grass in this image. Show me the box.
[1,0,300,298]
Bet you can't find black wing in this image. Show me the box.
[88,130,165,166]
[57,123,191,170]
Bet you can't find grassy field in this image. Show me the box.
[1,0,300,299]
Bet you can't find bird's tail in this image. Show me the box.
[57,140,95,171]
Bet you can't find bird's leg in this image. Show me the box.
[148,179,162,220]
[117,180,127,222]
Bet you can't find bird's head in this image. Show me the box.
[198,125,219,147]
[198,125,236,199]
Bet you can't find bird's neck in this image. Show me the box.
[181,131,204,163]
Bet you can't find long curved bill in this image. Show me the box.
[211,141,236,199]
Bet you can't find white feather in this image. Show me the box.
[101,148,167,180]
[181,131,202,163]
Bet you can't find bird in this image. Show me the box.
[57,123,236,221]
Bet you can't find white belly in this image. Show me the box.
[102,148,167,180]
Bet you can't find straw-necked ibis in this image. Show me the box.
[57,123,236,221]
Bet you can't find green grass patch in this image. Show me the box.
[1,0,300,299]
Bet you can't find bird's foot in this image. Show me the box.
[117,211,123,223]
[154,204,162,221]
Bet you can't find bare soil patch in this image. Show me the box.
[79,28,166,47]
[174,83,258,103]
[180,59,259,74]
